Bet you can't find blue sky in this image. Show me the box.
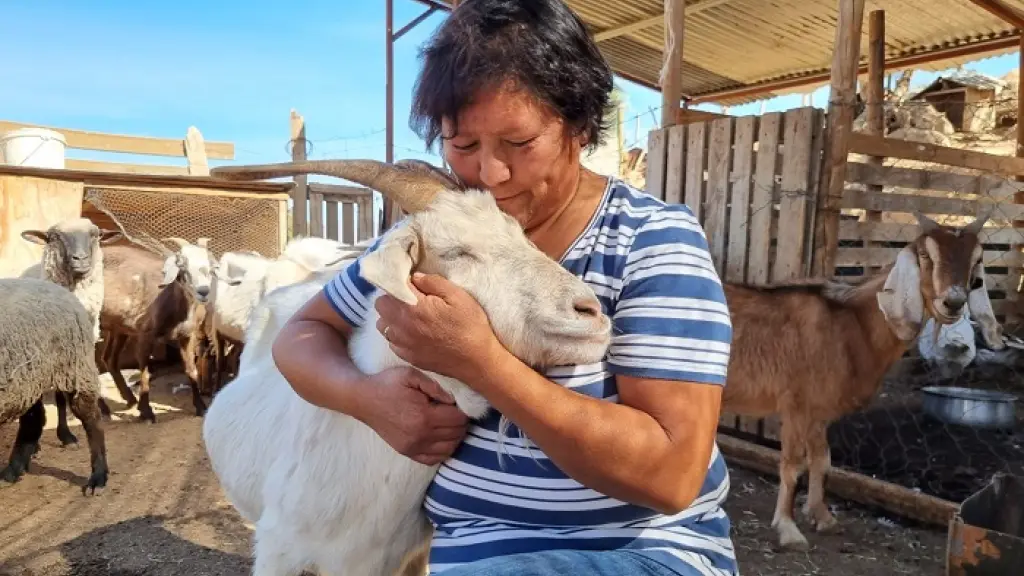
[1,0,1020,174]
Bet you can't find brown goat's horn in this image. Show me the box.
[965,208,993,235]
[913,211,941,232]
[210,159,444,214]
[164,237,191,249]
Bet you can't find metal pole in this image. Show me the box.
[383,0,396,231]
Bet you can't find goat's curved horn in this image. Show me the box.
[164,237,191,249]
[913,211,941,232]
[965,208,993,235]
[209,159,443,213]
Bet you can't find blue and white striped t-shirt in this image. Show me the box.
[323,177,736,576]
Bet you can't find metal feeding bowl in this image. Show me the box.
[920,386,1018,430]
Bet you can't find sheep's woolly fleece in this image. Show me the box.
[0,277,101,424]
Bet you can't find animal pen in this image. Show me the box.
[627,0,1024,567]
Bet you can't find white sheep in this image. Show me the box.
[201,158,613,576]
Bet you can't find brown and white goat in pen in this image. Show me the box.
[720,211,1004,550]
[82,238,212,424]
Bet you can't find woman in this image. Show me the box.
[271,0,737,574]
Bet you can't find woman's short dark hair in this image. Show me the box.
[409,0,615,153]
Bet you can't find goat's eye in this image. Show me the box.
[440,247,470,260]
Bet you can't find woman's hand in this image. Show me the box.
[361,365,470,466]
[374,272,502,382]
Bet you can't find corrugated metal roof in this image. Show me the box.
[906,70,1007,99]
[417,0,1024,106]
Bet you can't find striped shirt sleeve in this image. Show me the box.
[322,236,384,329]
[606,205,733,385]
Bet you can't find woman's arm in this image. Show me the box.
[453,346,722,515]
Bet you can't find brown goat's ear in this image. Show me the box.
[359,224,421,305]
[877,246,925,341]
[967,262,1005,349]
[21,230,48,245]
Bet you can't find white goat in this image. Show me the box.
[204,237,364,388]
[918,311,977,377]
[201,159,613,576]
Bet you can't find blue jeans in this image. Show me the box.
[432,549,705,576]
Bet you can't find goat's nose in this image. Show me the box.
[943,294,967,314]
[573,296,602,319]
[196,285,210,298]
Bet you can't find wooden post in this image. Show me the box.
[1014,35,1024,326]
[864,10,885,273]
[290,109,308,238]
[660,0,685,128]
[812,0,865,277]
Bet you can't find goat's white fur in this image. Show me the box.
[202,187,612,576]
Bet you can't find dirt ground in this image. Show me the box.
[0,370,948,576]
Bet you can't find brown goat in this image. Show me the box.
[720,211,1004,550]
[97,242,208,422]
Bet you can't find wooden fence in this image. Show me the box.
[645,105,828,438]
[0,120,231,176]
[837,132,1024,325]
[645,105,1024,443]
[287,110,378,243]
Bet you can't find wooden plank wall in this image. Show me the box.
[837,134,1024,324]
[307,183,376,243]
[646,105,827,441]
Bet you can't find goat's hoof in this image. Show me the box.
[814,513,838,533]
[777,523,810,551]
[0,465,24,485]
[82,471,108,496]
[58,432,79,448]
[137,412,157,424]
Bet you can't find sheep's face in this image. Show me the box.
[878,215,1003,349]
[21,218,122,280]
[360,189,612,369]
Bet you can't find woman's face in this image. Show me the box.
[441,84,583,230]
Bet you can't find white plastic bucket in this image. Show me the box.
[0,127,67,169]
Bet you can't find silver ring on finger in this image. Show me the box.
[383,325,391,340]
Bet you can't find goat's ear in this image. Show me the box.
[99,230,123,245]
[159,257,179,288]
[212,267,243,287]
[20,230,47,245]
[876,246,925,341]
[967,261,1005,349]
[359,225,420,305]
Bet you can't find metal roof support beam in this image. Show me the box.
[593,0,734,43]
[383,0,451,231]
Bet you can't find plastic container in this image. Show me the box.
[0,127,67,168]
